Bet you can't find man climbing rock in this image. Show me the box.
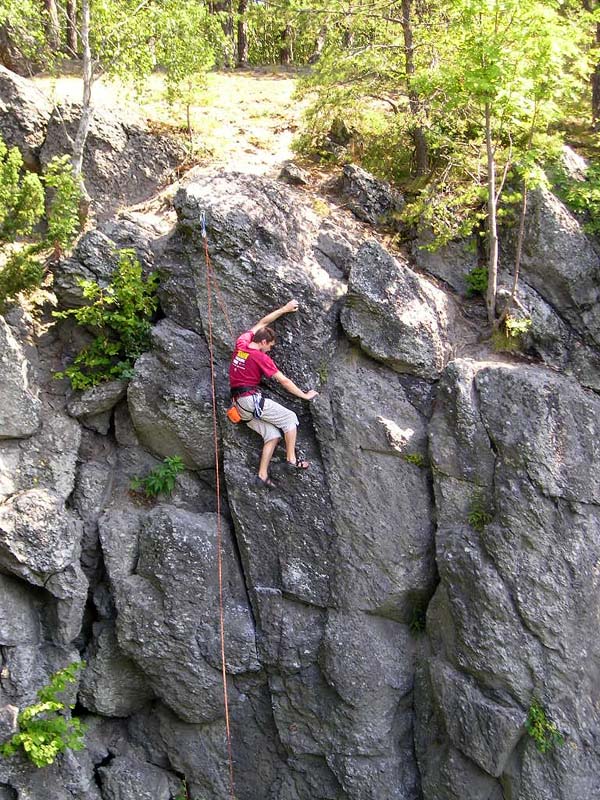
[229,300,318,488]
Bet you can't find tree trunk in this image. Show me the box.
[308,25,327,64]
[236,0,248,67]
[72,0,92,217]
[401,0,428,176]
[43,0,61,52]
[583,1,600,128]
[66,0,78,55]
[279,24,293,65]
[593,21,600,129]
[485,102,499,326]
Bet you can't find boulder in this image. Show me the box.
[0,66,51,170]
[127,319,216,469]
[410,234,479,295]
[0,488,82,582]
[279,162,310,186]
[40,102,185,221]
[336,164,404,226]
[0,405,82,506]
[341,240,471,380]
[0,317,41,439]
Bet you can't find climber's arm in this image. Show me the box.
[250,300,298,334]
[272,371,318,401]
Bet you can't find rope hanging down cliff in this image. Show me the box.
[199,211,236,800]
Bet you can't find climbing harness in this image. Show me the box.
[229,386,265,422]
[199,210,237,800]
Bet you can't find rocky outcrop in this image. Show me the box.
[0,65,51,169]
[41,102,186,221]
[337,163,404,226]
[1,162,600,800]
[341,240,475,379]
[0,317,41,439]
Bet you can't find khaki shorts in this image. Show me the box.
[236,395,298,442]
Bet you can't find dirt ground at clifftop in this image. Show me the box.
[33,68,309,177]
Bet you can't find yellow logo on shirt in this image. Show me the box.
[233,350,249,368]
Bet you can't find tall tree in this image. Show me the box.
[236,0,249,66]
[65,0,77,55]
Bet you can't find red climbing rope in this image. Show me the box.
[201,226,237,800]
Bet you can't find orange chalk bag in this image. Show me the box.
[226,404,242,423]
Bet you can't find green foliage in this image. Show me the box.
[526,700,564,753]
[468,492,493,532]
[402,453,426,468]
[54,249,158,390]
[555,162,600,236]
[409,604,427,634]
[43,156,81,253]
[0,138,44,244]
[465,266,488,297]
[492,315,532,352]
[174,778,190,800]
[131,456,185,498]
[1,662,86,768]
[0,137,81,312]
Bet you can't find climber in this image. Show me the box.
[229,299,319,488]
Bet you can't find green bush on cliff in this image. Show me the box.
[131,455,185,498]
[526,700,564,753]
[0,138,80,312]
[54,248,159,390]
[0,662,86,768]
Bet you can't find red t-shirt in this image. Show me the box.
[229,331,279,390]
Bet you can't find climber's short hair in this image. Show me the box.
[254,326,276,344]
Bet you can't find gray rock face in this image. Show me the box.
[515,186,600,346]
[421,360,600,799]
[98,753,177,800]
[337,163,404,225]
[0,317,41,439]
[0,66,51,170]
[2,153,600,800]
[170,172,346,385]
[127,319,215,468]
[341,241,471,380]
[40,103,185,221]
[101,504,258,723]
[79,622,153,717]
[312,341,435,616]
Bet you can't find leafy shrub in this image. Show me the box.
[54,249,159,390]
[555,162,600,236]
[0,248,46,314]
[465,266,488,297]
[526,700,564,753]
[1,662,86,768]
[131,455,185,498]
[0,137,80,311]
[492,314,532,352]
[468,492,493,532]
